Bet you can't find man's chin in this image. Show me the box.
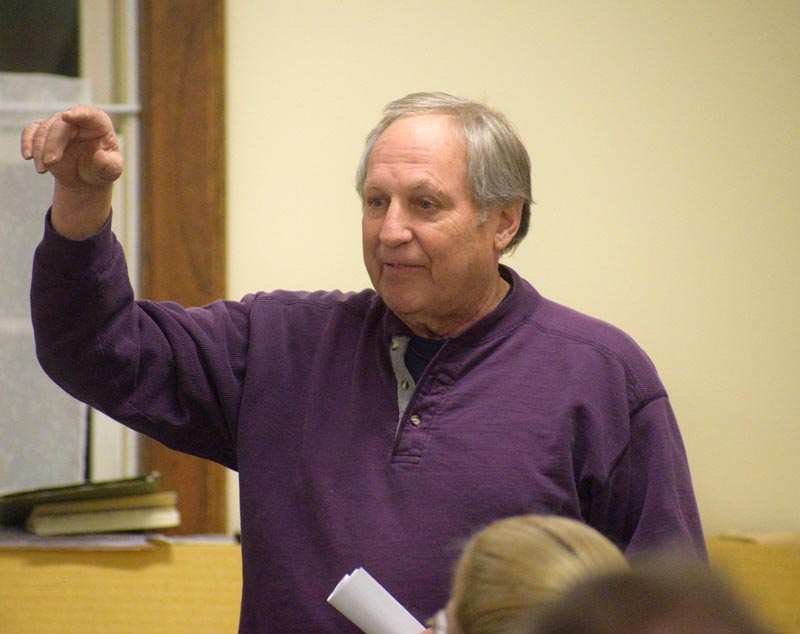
[379,291,424,319]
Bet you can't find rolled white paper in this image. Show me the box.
[327,567,425,634]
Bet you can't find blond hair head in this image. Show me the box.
[530,558,774,634]
[448,515,629,634]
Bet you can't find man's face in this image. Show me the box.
[361,114,509,338]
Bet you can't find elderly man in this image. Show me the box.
[22,92,705,634]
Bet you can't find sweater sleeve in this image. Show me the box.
[30,211,247,470]
[600,394,708,559]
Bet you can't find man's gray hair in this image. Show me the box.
[356,92,532,253]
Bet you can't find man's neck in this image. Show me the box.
[400,274,511,339]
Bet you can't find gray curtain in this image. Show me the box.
[0,73,88,493]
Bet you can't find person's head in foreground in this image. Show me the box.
[428,514,630,634]
[357,91,533,339]
[528,557,775,634]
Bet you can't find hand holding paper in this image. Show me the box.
[327,567,425,634]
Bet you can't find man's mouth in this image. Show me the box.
[383,262,423,271]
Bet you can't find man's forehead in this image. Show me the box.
[380,112,462,139]
[368,115,466,166]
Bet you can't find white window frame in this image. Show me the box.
[80,0,142,480]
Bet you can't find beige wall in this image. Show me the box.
[225,1,800,537]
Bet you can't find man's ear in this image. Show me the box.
[493,200,523,252]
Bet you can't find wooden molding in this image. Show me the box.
[137,1,227,534]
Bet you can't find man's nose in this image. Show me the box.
[379,202,413,246]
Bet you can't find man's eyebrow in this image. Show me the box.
[411,181,446,196]
[363,181,445,194]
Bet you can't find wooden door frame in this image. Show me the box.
[137,1,227,534]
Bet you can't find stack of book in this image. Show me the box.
[0,472,180,536]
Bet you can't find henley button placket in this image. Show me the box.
[388,336,415,427]
[387,335,435,463]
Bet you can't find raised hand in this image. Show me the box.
[21,105,123,239]
[21,104,123,188]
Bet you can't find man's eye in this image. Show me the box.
[417,198,435,211]
[366,197,386,209]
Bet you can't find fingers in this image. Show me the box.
[20,120,42,161]
[60,104,110,127]
[21,105,113,162]
[20,117,56,172]
[21,111,76,174]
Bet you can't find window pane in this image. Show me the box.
[0,0,79,76]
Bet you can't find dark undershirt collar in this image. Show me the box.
[404,271,513,382]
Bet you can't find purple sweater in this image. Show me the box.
[31,214,705,633]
